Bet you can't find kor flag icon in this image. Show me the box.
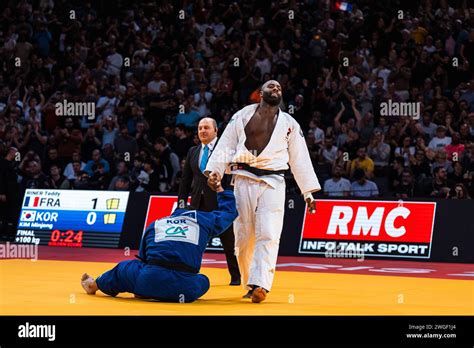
[21,211,36,222]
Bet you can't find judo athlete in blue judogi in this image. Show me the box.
[81,184,237,303]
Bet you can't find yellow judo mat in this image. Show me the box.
[1,259,472,315]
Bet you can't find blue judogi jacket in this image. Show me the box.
[138,190,237,272]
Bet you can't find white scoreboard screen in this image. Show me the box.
[16,189,130,248]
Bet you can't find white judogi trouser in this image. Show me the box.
[233,175,286,292]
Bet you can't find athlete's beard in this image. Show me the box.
[262,90,282,106]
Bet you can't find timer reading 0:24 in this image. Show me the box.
[48,229,83,247]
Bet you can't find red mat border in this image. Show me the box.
[2,245,469,280]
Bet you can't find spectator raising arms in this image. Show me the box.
[0,0,472,200]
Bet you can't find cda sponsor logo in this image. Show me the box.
[55,99,95,120]
[18,322,55,341]
[144,196,224,251]
[299,200,436,259]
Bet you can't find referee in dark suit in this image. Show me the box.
[178,118,241,285]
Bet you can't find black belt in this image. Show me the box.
[230,163,287,176]
[135,255,198,274]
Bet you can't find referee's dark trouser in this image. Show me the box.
[199,195,240,280]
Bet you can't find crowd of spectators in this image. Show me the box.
[0,0,473,207]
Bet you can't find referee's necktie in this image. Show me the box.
[199,144,209,173]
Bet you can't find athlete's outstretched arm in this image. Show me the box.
[209,190,238,237]
[204,112,240,179]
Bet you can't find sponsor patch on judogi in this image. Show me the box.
[154,215,200,245]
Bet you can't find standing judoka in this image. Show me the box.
[205,80,320,303]
[80,175,237,303]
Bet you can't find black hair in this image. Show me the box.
[353,168,365,180]
[393,157,405,166]
[144,158,155,167]
[176,124,186,132]
[117,175,130,183]
[156,137,168,146]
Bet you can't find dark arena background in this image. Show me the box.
[0,0,473,346]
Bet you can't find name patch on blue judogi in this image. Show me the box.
[154,214,200,245]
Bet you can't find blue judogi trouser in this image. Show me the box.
[95,260,210,303]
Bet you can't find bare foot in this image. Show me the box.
[81,273,98,295]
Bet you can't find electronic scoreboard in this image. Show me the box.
[16,189,130,248]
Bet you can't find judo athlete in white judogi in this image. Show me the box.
[205,80,321,303]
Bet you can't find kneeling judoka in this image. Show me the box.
[80,177,237,303]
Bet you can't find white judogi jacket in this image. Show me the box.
[205,104,321,195]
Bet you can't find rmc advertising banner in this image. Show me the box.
[298,200,436,259]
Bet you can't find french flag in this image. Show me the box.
[24,196,40,207]
[335,2,352,12]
